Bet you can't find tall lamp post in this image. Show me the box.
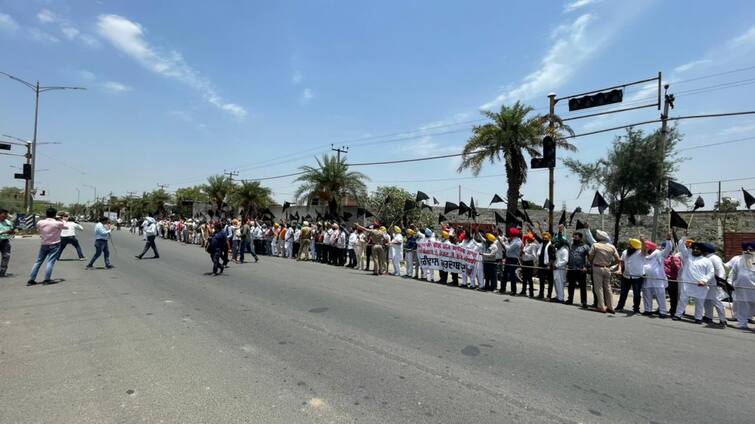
[0,71,84,215]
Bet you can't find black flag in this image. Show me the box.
[294,211,300,221]
[494,211,506,225]
[575,219,587,230]
[433,197,439,205]
[357,207,366,217]
[315,211,323,221]
[282,201,291,212]
[693,196,705,211]
[416,191,429,202]
[628,214,636,226]
[342,212,352,221]
[591,191,609,214]
[558,210,567,226]
[668,180,692,198]
[444,202,459,215]
[506,211,522,227]
[670,209,688,229]
[470,198,478,218]
[568,207,582,226]
[543,198,554,211]
[489,194,505,205]
[421,203,433,212]
[515,208,533,226]
[438,213,447,224]
[744,188,755,209]
[365,209,374,218]
[384,195,393,205]
[458,201,470,216]
[403,199,416,212]
[521,200,531,210]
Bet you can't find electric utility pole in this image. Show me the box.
[331,144,349,162]
[223,170,239,182]
[650,84,674,241]
[0,71,85,215]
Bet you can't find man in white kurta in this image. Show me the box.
[726,242,755,329]
[389,226,404,276]
[642,236,673,317]
[673,237,715,323]
[553,237,569,302]
[701,243,727,326]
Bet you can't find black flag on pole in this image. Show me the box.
[438,213,447,224]
[421,203,433,212]
[558,210,567,226]
[433,196,439,205]
[521,200,531,210]
[494,211,506,225]
[575,219,587,230]
[444,202,459,215]
[458,201,470,216]
[543,198,554,211]
[670,209,689,229]
[693,196,705,211]
[470,198,479,218]
[365,209,374,218]
[668,180,692,198]
[506,211,522,227]
[403,199,416,212]
[342,212,352,221]
[568,207,582,226]
[628,214,636,226]
[489,194,505,205]
[743,188,755,209]
[282,201,291,212]
[416,191,429,202]
[591,191,609,214]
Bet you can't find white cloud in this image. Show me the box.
[78,33,101,47]
[79,70,96,80]
[37,9,57,24]
[564,0,600,13]
[721,121,755,135]
[292,70,303,84]
[674,59,711,73]
[300,88,314,104]
[28,27,60,43]
[0,13,19,34]
[96,14,247,120]
[102,81,132,93]
[60,23,79,40]
[730,25,755,47]
[480,14,597,110]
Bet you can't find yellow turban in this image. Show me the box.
[379,226,386,232]
[442,230,450,239]
[407,229,416,236]
[628,238,641,249]
[486,233,497,242]
[394,226,402,234]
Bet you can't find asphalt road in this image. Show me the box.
[1,228,753,424]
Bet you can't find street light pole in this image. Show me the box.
[0,71,85,215]
[547,93,556,233]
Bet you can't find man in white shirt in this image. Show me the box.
[617,238,645,313]
[726,241,755,329]
[701,243,727,326]
[389,226,404,276]
[58,213,86,260]
[641,235,673,317]
[673,237,714,323]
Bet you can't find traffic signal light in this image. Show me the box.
[568,89,623,111]
[531,136,556,169]
[14,164,32,180]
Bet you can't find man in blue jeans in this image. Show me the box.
[28,207,65,286]
[86,217,113,269]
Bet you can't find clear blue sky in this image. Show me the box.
[1,0,754,211]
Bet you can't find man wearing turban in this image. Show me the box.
[617,238,645,314]
[725,242,755,329]
[641,232,674,318]
[701,243,727,327]
[672,237,715,323]
[389,226,404,277]
[500,227,523,295]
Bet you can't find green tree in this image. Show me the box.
[715,197,739,213]
[457,102,575,226]
[294,154,369,217]
[564,127,683,243]
[367,186,435,229]
[203,175,235,213]
[175,185,208,218]
[230,181,274,217]
[0,186,24,212]
[144,189,173,217]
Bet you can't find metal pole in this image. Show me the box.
[717,181,722,207]
[28,82,40,215]
[548,93,556,233]
[23,143,31,211]
[76,188,80,204]
[650,84,671,241]
[458,185,461,204]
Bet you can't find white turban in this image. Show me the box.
[595,230,609,242]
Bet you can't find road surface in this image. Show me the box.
[1,228,753,423]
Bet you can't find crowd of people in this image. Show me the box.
[1,208,752,330]
[127,214,755,330]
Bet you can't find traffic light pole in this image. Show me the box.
[548,93,556,233]
[28,83,39,215]
[23,143,31,211]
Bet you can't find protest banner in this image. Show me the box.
[416,240,480,274]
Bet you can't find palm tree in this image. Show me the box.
[457,102,575,226]
[203,175,235,213]
[230,181,273,218]
[294,154,369,217]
